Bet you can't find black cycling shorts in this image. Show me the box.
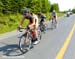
[53,16,56,18]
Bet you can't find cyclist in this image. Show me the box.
[51,10,57,23]
[38,12,46,27]
[18,9,39,45]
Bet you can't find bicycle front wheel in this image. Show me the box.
[19,34,32,54]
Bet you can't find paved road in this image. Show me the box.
[0,15,75,59]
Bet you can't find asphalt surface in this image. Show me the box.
[0,14,75,59]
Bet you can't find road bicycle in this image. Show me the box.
[18,27,42,54]
[51,19,57,30]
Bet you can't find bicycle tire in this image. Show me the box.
[19,33,32,54]
[37,30,42,40]
[40,25,45,32]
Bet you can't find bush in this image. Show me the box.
[72,9,75,13]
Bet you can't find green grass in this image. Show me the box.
[57,13,64,17]
[0,12,64,34]
[0,13,29,34]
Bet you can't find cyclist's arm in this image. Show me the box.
[19,16,25,27]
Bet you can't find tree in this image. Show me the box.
[41,0,51,13]
[0,0,54,14]
[50,3,59,12]
[72,8,75,13]
[0,1,3,13]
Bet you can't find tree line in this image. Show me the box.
[72,8,75,13]
[0,0,59,14]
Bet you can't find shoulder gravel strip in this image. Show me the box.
[0,30,21,40]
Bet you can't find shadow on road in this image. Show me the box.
[0,44,23,56]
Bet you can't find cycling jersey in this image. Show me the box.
[25,15,38,29]
[51,12,56,17]
[40,15,46,23]
[25,16,33,23]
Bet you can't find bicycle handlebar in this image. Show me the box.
[17,26,30,32]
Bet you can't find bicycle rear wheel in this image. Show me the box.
[19,34,32,54]
[37,30,42,41]
[40,25,45,32]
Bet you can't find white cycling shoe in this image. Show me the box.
[33,40,40,45]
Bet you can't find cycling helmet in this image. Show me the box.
[23,9,30,14]
[38,12,42,15]
[53,10,55,12]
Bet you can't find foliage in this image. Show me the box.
[50,3,59,12]
[72,8,75,13]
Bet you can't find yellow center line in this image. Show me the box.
[56,24,75,59]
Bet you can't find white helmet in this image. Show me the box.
[53,10,55,12]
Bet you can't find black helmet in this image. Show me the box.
[38,12,42,15]
[23,9,30,14]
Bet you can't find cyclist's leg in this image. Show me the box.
[54,16,57,23]
[54,16,58,28]
[52,17,54,23]
[31,25,37,40]
[42,21,46,32]
[32,25,40,45]
[34,25,38,39]
[51,17,55,29]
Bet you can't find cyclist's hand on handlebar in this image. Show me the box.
[27,25,30,29]
[17,26,22,31]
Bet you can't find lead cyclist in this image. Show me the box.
[18,9,39,45]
